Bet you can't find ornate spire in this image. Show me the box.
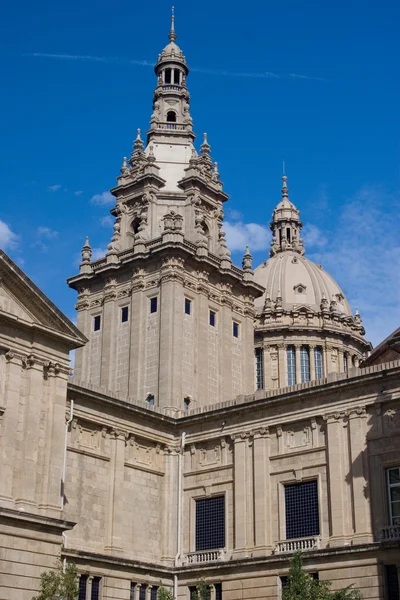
[269,173,305,257]
[242,245,253,271]
[81,237,91,263]
[201,133,211,155]
[133,129,143,152]
[169,6,176,42]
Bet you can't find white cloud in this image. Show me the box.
[48,184,62,192]
[100,215,114,228]
[307,185,400,347]
[302,224,326,249]
[74,190,83,196]
[90,191,114,206]
[91,247,107,260]
[0,220,18,250]
[224,221,271,252]
[37,226,58,239]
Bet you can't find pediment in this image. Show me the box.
[0,250,86,349]
[292,303,316,314]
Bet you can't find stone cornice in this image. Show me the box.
[0,507,75,532]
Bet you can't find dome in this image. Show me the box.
[254,251,352,316]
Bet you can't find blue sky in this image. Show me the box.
[0,0,399,346]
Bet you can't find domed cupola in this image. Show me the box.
[252,175,372,392]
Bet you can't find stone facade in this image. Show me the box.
[1,13,400,600]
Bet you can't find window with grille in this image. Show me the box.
[300,346,310,382]
[314,347,323,379]
[150,587,158,600]
[287,346,296,385]
[209,310,216,327]
[121,306,129,323]
[214,583,222,600]
[233,322,239,338]
[130,583,136,600]
[139,585,146,600]
[79,575,88,600]
[285,480,319,539]
[343,354,348,373]
[195,496,225,551]
[150,297,158,313]
[255,348,264,390]
[387,467,400,525]
[185,298,191,315]
[91,577,101,600]
[385,565,400,600]
[93,315,101,332]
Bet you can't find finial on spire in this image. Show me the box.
[242,245,253,272]
[201,132,211,155]
[169,6,177,42]
[133,128,143,151]
[282,174,288,198]
[81,236,92,264]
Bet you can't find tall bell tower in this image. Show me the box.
[68,12,264,413]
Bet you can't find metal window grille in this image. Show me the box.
[195,495,225,551]
[150,297,158,313]
[255,348,264,390]
[130,584,136,600]
[385,565,400,600]
[215,583,222,600]
[139,585,146,600]
[93,315,101,332]
[285,480,319,539]
[78,575,88,600]
[233,322,239,338]
[287,346,296,385]
[387,467,400,525]
[300,345,310,382]
[121,306,129,323]
[150,587,158,600]
[209,311,216,326]
[314,347,323,379]
[185,298,191,315]
[91,577,101,600]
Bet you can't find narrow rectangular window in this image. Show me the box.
[185,298,191,315]
[233,322,239,338]
[285,480,319,539]
[150,297,158,313]
[121,306,129,323]
[150,587,159,600]
[139,586,146,600]
[147,394,155,407]
[209,310,216,327]
[91,577,101,600]
[343,353,348,373]
[314,347,324,379]
[255,348,264,390]
[300,345,310,382]
[93,315,101,332]
[214,583,222,600]
[165,69,171,84]
[174,69,180,84]
[130,584,136,600]
[287,345,296,386]
[385,565,400,600]
[189,587,197,600]
[195,495,225,551]
[387,467,400,525]
[79,575,88,600]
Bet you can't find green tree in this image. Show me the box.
[282,552,362,600]
[32,560,78,600]
[192,578,211,600]
[158,587,175,600]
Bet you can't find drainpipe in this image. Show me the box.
[61,400,74,510]
[174,431,186,598]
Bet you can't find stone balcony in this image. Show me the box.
[274,536,321,554]
[184,549,228,564]
[380,525,400,541]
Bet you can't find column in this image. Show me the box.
[100,288,117,390]
[309,345,316,381]
[87,577,93,600]
[338,349,345,373]
[146,586,153,600]
[354,355,360,368]
[324,412,351,546]
[15,356,44,509]
[162,446,178,563]
[348,407,373,542]
[253,428,272,554]
[105,429,127,553]
[0,352,21,505]
[295,344,301,384]
[233,433,248,552]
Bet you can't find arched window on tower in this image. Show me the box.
[174,69,180,85]
[166,111,176,122]
[287,346,296,386]
[300,346,310,382]
[164,69,172,84]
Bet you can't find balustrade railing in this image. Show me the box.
[185,549,226,564]
[380,525,400,541]
[274,536,321,554]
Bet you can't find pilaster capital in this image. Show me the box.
[110,428,129,441]
[231,430,251,442]
[323,411,346,424]
[252,426,270,439]
[347,406,367,419]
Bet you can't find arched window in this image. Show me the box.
[174,69,180,85]
[166,111,176,122]
[131,218,141,234]
[314,347,324,379]
[300,346,310,382]
[287,346,296,386]
[184,397,191,411]
[164,69,172,84]
[146,394,155,407]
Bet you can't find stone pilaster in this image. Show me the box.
[105,428,128,553]
[162,445,178,563]
[348,407,373,542]
[232,432,250,554]
[309,345,316,380]
[253,428,272,554]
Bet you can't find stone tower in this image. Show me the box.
[68,14,263,413]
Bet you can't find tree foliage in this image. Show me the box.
[158,587,175,600]
[282,552,362,600]
[192,578,211,600]
[32,560,79,600]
